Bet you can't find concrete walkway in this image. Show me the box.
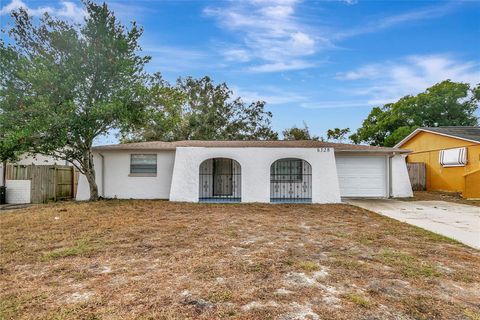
[347,199,480,249]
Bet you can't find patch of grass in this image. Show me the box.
[295,261,320,272]
[464,308,480,320]
[358,233,377,245]
[193,265,219,280]
[0,295,23,319]
[453,270,475,283]
[0,294,47,319]
[246,262,270,273]
[403,295,443,320]
[208,290,233,303]
[331,257,364,270]
[41,239,93,261]
[344,292,370,308]
[1,200,478,319]
[414,228,462,245]
[335,231,349,238]
[281,258,295,267]
[224,227,239,238]
[377,249,439,278]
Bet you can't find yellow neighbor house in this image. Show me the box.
[395,127,480,199]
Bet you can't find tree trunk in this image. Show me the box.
[83,150,99,201]
[85,168,99,201]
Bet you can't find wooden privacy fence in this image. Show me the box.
[6,165,79,203]
[407,162,426,191]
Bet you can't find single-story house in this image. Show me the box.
[76,140,412,203]
[395,126,480,199]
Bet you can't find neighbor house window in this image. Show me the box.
[439,147,467,167]
[130,154,157,175]
[270,158,303,182]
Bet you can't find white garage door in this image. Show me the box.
[336,156,387,197]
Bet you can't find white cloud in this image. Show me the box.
[232,85,307,105]
[337,55,480,105]
[300,100,369,109]
[0,0,86,23]
[143,45,217,73]
[247,60,315,73]
[223,48,251,62]
[204,0,324,72]
[335,65,381,80]
[335,2,458,39]
[204,1,461,73]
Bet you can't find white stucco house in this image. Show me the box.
[76,140,413,203]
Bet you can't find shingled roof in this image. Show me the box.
[93,140,408,153]
[395,126,480,147]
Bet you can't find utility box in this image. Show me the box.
[0,186,6,204]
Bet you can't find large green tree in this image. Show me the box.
[282,122,320,140]
[0,43,33,185]
[351,80,480,146]
[1,2,150,200]
[123,75,278,142]
[326,127,350,143]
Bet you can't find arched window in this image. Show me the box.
[199,158,241,202]
[270,158,312,203]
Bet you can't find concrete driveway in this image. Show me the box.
[347,199,480,249]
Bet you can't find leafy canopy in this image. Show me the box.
[326,128,350,143]
[0,43,31,163]
[1,1,150,199]
[350,80,479,146]
[282,122,320,141]
[123,75,278,142]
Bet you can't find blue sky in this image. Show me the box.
[1,0,479,144]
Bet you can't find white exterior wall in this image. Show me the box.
[76,150,175,200]
[5,180,31,204]
[390,154,413,198]
[169,147,341,203]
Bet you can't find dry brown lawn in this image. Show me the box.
[1,200,479,320]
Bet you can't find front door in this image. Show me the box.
[213,158,233,196]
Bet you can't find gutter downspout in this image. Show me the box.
[98,153,105,198]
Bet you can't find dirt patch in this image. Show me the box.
[404,191,480,207]
[1,200,479,319]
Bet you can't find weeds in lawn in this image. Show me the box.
[331,257,364,270]
[1,201,478,319]
[295,261,320,272]
[377,249,439,278]
[344,292,371,308]
[407,225,463,245]
[41,238,94,261]
[464,308,480,320]
[358,233,378,245]
[0,295,23,319]
[208,290,233,303]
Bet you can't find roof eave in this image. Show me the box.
[395,128,480,148]
[334,149,410,154]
